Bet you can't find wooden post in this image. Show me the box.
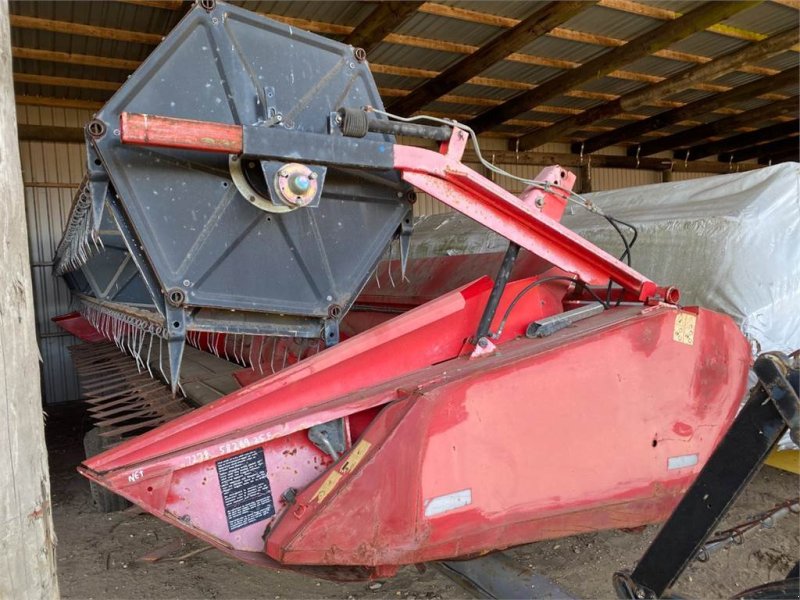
[0,2,59,598]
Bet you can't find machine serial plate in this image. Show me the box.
[216,448,275,532]
[673,312,697,346]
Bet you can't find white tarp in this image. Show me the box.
[564,162,800,356]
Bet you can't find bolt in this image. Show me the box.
[635,589,646,599]
[309,172,317,180]
[477,337,488,348]
[535,198,545,207]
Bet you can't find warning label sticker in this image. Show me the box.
[215,447,275,532]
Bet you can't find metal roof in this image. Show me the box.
[10,0,800,163]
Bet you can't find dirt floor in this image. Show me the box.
[47,405,798,600]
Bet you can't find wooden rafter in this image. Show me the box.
[575,68,798,155]
[515,27,800,151]
[14,73,121,91]
[343,2,423,54]
[15,95,103,110]
[12,47,141,70]
[118,0,185,10]
[9,14,163,44]
[387,1,593,117]
[466,1,760,134]
[720,136,799,162]
[17,124,86,143]
[638,99,799,158]
[674,118,799,161]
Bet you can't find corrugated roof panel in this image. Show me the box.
[518,34,612,65]
[720,2,800,36]
[664,88,715,104]
[727,97,780,112]
[449,82,519,102]
[368,42,461,72]
[543,95,603,111]
[640,1,705,13]
[395,11,501,46]
[424,99,482,119]
[577,75,647,98]
[373,73,426,93]
[239,1,371,26]
[755,50,800,72]
[667,31,748,59]
[562,5,663,41]
[711,70,764,88]
[437,1,549,20]
[480,60,562,85]
[620,55,693,79]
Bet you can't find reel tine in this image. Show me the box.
[146,331,154,378]
[257,336,265,375]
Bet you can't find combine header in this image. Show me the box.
[53,0,758,588]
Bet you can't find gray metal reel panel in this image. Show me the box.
[89,1,410,324]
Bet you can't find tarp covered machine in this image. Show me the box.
[54,1,755,583]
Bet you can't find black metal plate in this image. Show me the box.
[90,2,409,322]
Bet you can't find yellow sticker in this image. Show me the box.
[341,440,372,474]
[673,312,697,346]
[312,470,342,503]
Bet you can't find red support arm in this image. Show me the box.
[118,112,664,301]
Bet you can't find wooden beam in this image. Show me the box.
[15,95,104,110]
[466,1,761,134]
[17,124,86,143]
[0,2,59,596]
[343,2,423,54]
[10,14,163,44]
[14,73,121,91]
[653,103,799,159]
[515,27,799,150]
[575,68,798,155]
[720,136,799,162]
[758,150,799,164]
[12,46,141,70]
[388,1,592,117]
[675,119,799,161]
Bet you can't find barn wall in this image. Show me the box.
[17,105,91,405]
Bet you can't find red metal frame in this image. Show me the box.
[67,110,754,582]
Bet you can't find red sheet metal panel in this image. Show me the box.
[267,306,750,567]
